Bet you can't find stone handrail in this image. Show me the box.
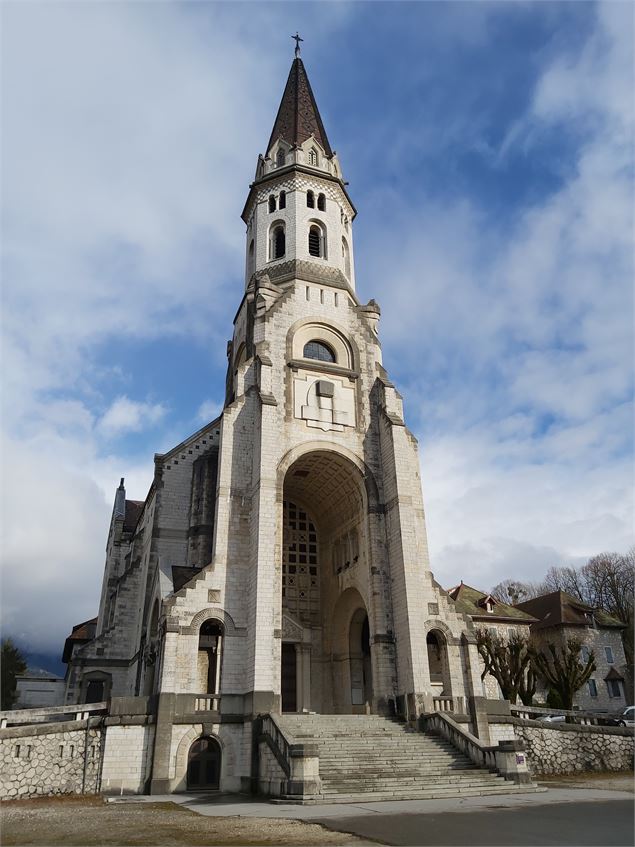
[421,711,533,785]
[256,713,321,799]
[0,702,108,728]
[259,713,291,777]
[509,704,600,725]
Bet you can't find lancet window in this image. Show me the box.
[282,501,319,625]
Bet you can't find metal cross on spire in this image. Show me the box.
[292,32,304,58]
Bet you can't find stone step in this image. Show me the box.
[321,766,479,777]
[276,785,542,805]
[322,777,497,794]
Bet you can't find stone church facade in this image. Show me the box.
[62,53,488,795]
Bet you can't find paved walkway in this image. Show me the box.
[117,779,633,820]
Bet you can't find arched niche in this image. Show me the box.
[288,320,355,370]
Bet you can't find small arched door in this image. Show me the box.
[186,736,221,791]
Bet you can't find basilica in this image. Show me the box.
[62,48,492,796]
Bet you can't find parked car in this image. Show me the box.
[618,706,634,727]
[536,714,566,723]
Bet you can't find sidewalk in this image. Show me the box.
[113,774,633,820]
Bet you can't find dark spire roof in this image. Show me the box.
[266,57,333,158]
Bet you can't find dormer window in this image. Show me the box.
[317,193,326,212]
[308,148,318,166]
[307,190,315,208]
[268,195,276,213]
[276,148,285,167]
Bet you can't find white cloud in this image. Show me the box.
[196,399,223,424]
[361,2,634,590]
[98,396,167,437]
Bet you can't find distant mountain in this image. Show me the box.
[22,651,65,677]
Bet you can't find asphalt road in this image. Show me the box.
[311,799,635,846]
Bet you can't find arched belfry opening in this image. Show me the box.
[280,450,376,714]
[426,629,452,697]
[198,620,223,695]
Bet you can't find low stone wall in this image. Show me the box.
[101,721,155,794]
[0,718,103,800]
[489,717,634,776]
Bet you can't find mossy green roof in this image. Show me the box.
[447,582,537,623]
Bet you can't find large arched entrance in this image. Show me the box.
[186,736,221,791]
[280,450,376,714]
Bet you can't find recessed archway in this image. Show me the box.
[279,450,372,714]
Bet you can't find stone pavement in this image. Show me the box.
[113,777,633,820]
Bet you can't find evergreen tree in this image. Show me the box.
[1,638,27,710]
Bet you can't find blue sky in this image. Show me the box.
[2,1,633,662]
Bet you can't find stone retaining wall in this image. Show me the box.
[0,718,103,799]
[490,717,634,776]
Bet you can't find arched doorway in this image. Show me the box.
[186,736,221,791]
[280,450,372,714]
[349,608,372,711]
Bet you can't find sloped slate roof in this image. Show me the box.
[123,500,144,533]
[266,57,333,158]
[447,582,537,623]
[516,590,625,630]
[62,617,97,663]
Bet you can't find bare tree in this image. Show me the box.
[490,579,544,605]
[476,629,536,705]
[530,639,596,711]
[542,550,634,665]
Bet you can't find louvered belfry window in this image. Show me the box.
[273,226,285,259]
[308,225,322,257]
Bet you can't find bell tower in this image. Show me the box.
[242,52,356,291]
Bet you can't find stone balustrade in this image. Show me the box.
[421,711,533,785]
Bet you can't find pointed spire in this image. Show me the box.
[266,55,333,158]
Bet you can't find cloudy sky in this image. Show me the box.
[2,1,633,664]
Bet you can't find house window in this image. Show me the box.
[605,646,614,663]
[279,191,286,210]
[303,340,335,363]
[580,646,591,663]
[317,193,326,211]
[276,148,285,166]
[308,148,318,166]
[270,224,285,260]
[607,679,621,698]
[308,224,326,258]
[588,679,598,697]
[268,195,276,213]
[307,190,315,208]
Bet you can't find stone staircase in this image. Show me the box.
[277,714,540,803]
